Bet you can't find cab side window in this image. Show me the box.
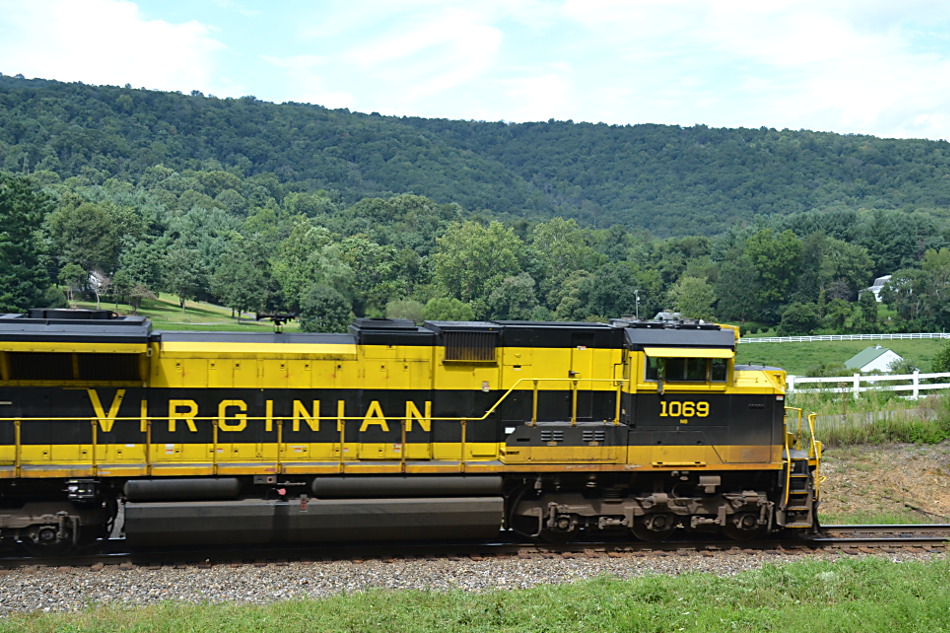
[646,356,729,382]
[645,357,664,381]
[711,358,727,382]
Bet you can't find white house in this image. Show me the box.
[860,275,892,303]
[844,345,903,373]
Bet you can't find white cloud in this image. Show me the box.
[3,0,950,139]
[260,54,353,109]
[500,69,574,122]
[283,4,508,115]
[342,8,503,103]
[0,0,224,93]
[553,0,950,139]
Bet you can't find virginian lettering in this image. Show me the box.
[85,390,433,434]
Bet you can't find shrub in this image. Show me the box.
[299,285,352,333]
[385,299,424,323]
[932,339,950,373]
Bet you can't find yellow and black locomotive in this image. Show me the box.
[0,309,820,551]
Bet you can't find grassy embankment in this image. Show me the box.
[73,295,300,332]
[3,558,948,632]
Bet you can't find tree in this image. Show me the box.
[817,238,873,300]
[822,298,853,333]
[880,268,933,330]
[585,264,641,319]
[858,210,924,276]
[793,233,874,304]
[932,340,950,373]
[744,229,803,323]
[385,299,424,323]
[776,302,820,336]
[422,297,475,321]
[44,201,123,273]
[112,238,164,314]
[528,217,602,306]
[163,245,204,312]
[58,262,85,304]
[299,284,352,333]
[714,257,759,322]
[433,221,522,317]
[0,174,52,311]
[487,273,539,320]
[270,221,352,311]
[211,246,270,318]
[652,236,711,285]
[666,275,715,320]
[337,235,402,316]
[855,290,880,333]
[551,270,594,321]
[922,247,950,330]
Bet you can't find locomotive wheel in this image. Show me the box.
[21,526,75,557]
[632,512,677,542]
[722,511,766,541]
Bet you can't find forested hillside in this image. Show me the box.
[4,75,950,235]
[2,74,950,356]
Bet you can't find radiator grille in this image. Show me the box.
[443,331,497,363]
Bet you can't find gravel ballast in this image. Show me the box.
[0,549,945,615]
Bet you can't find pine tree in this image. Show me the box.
[0,174,52,312]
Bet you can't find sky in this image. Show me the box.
[2,0,950,141]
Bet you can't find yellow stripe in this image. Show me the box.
[160,341,358,359]
[2,442,784,478]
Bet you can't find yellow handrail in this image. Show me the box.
[782,406,822,506]
[782,407,802,506]
[807,412,823,498]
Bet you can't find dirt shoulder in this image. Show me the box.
[818,442,950,522]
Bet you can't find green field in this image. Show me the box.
[3,558,947,632]
[737,339,946,375]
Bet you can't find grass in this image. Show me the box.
[3,558,948,632]
[74,295,300,332]
[788,391,950,446]
[819,510,937,525]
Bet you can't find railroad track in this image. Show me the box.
[815,523,950,547]
[1,525,945,570]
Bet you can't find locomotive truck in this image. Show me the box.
[0,309,821,552]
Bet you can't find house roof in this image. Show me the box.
[844,346,897,369]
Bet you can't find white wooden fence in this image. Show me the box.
[786,371,950,399]
[740,332,949,344]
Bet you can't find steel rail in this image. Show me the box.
[1,524,945,569]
